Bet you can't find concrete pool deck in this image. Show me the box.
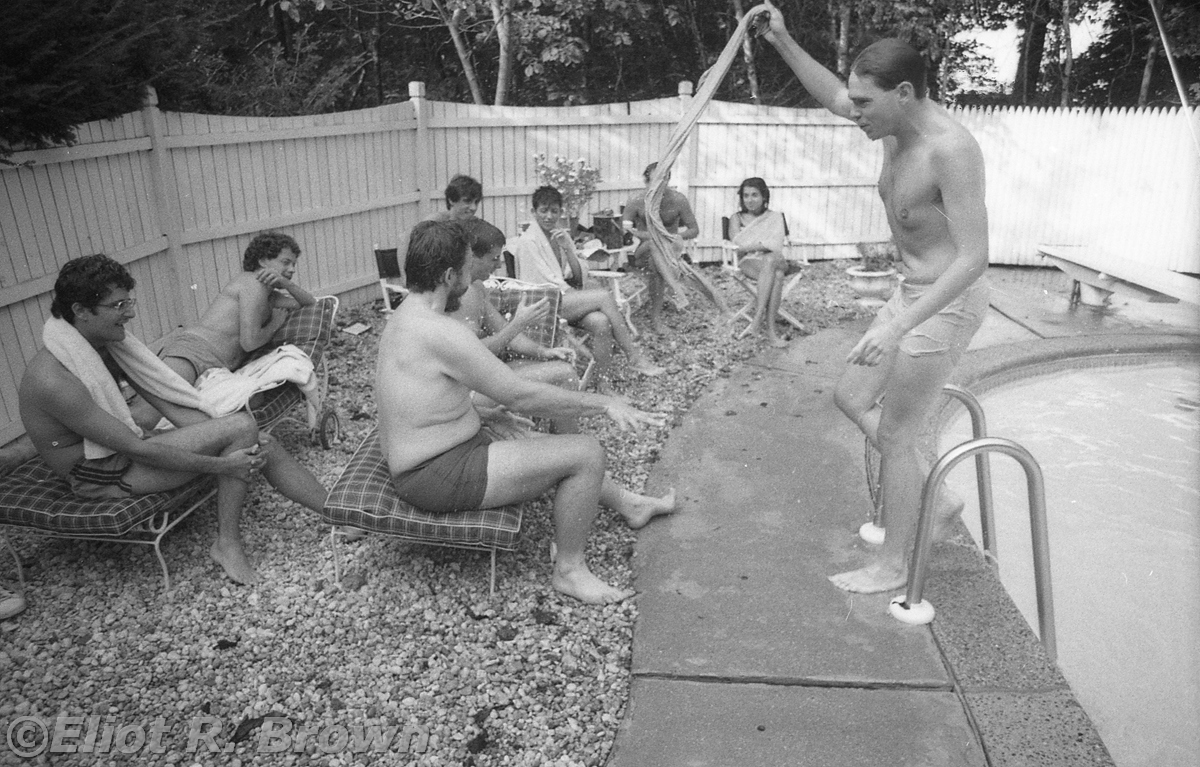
[608,266,1200,766]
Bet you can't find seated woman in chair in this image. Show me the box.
[509,186,664,391]
[728,178,795,348]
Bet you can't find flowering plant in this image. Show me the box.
[533,153,602,218]
[855,241,899,272]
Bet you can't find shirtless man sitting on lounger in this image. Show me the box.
[161,232,315,384]
[19,255,328,585]
[377,221,677,604]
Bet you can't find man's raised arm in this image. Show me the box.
[761,2,854,120]
[441,321,663,431]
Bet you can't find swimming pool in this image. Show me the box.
[940,359,1199,767]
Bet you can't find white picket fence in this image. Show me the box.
[0,82,1197,443]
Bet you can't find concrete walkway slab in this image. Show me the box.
[607,679,986,767]
[632,327,949,686]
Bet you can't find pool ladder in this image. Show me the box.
[871,385,1057,662]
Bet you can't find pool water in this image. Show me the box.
[940,361,1199,767]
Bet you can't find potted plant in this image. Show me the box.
[533,153,602,235]
[847,241,899,308]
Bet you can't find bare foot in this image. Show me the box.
[210,540,260,585]
[621,487,677,529]
[630,357,665,377]
[552,566,634,604]
[828,561,906,594]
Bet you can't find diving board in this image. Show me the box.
[1038,244,1200,307]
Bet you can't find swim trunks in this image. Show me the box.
[68,454,134,500]
[872,276,990,359]
[161,330,245,379]
[391,430,494,513]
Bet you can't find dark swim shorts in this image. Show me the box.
[69,454,134,500]
[391,430,494,513]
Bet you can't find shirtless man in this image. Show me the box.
[19,255,328,585]
[378,221,677,604]
[161,232,315,384]
[762,4,990,593]
[511,186,666,390]
[448,218,581,433]
[430,174,483,222]
[622,163,701,333]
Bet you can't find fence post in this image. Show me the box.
[410,81,435,220]
[141,86,196,325]
[676,82,698,197]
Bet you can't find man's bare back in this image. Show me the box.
[185,274,282,371]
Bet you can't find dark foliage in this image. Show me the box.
[0,0,199,153]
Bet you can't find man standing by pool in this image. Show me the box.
[761,4,990,593]
[377,220,676,604]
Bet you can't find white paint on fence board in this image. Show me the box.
[1,95,1197,442]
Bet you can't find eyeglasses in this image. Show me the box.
[98,298,137,312]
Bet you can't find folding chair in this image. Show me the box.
[720,214,807,338]
[484,277,597,390]
[250,295,342,448]
[375,245,406,313]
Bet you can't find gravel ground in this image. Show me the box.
[0,262,872,767]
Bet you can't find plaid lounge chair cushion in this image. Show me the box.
[265,295,337,363]
[323,428,522,549]
[484,280,561,349]
[0,458,213,537]
[251,296,337,426]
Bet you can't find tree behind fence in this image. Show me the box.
[1,85,1197,443]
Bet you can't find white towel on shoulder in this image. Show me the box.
[42,317,216,459]
[511,223,575,291]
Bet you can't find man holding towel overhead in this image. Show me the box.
[19,255,328,585]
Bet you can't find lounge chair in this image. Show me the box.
[0,297,343,592]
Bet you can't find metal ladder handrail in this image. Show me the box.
[865,384,998,562]
[894,436,1057,662]
[939,385,999,563]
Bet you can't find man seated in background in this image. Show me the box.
[448,218,581,434]
[160,232,315,385]
[430,174,484,222]
[622,162,700,334]
[377,221,676,604]
[509,185,665,391]
[19,255,328,585]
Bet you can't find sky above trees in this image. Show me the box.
[2,0,1197,154]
